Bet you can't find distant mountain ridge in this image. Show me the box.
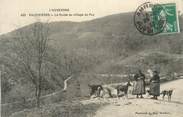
[1,12,183,73]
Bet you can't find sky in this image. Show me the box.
[0,0,182,35]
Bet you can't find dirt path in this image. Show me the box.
[92,79,183,117]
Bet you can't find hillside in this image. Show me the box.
[0,12,183,109]
[1,12,183,70]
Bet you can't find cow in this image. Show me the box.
[115,81,132,99]
[88,84,103,98]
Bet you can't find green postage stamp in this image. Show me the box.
[154,3,180,34]
[134,2,180,35]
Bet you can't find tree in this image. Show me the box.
[13,22,49,107]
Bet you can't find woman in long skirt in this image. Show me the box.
[149,70,160,100]
[132,70,145,98]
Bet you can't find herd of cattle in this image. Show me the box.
[88,81,174,101]
[88,81,133,99]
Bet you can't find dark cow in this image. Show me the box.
[115,81,132,98]
[88,84,103,97]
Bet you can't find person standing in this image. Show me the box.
[132,70,146,98]
[149,70,160,100]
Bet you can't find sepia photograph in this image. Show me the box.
[0,0,183,117]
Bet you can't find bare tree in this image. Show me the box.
[13,22,49,107]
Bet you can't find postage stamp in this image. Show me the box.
[159,3,180,34]
[134,2,180,35]
[134,2,166,35]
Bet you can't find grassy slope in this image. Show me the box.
[1,12,183,73]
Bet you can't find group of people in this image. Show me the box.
[88,69,161,99]
[132,69,160,100]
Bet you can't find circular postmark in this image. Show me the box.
[134,2,167,35]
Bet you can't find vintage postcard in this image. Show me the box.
[0,0,183,117]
